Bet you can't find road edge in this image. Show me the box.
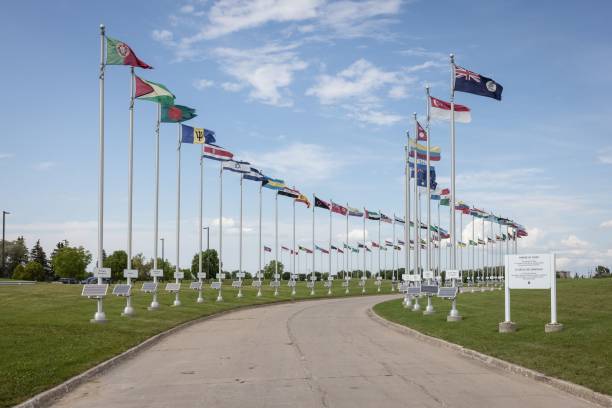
[367,305,612,408]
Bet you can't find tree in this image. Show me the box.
[51,245,92,280]
[594,265,611,278]
[5,236,28,277]
[264,260,284,279]
[13,261,45,281]
[131,253,151,280]
[191,249,219,279]
[103,250,128,281]
[30,240,52,280]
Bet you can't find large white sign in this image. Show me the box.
[423,270,434,279]
[507,254,553,289]
[446,269,460,280]
[94,267,111,278]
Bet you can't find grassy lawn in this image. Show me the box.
[373,279,612,396]
[0,279,393,407]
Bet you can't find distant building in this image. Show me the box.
[556,271,571,279]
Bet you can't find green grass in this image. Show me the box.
[373,279,612,396]
[0,279,392,407]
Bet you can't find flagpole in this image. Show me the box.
[425,85,432,281]
[345,202,349,293]
[274,191,279,296]
[411,130,421,312]
[437,200,441,277]
[173,125,182,307]
[292,197,296,296]
[448,53,461,320]
[378,209,381,286]
[472,213,476,287]
[311,195,315,296]
[362,209,366,294]
[122,66,135,317]
[197,154,204,303]
[149,103,161,311]
[237,174,244,298]
[93,24,107,323]
[404,138,412,308]
[216,164,223,302]
[257,184,262,297]
[482,216,486,288]
[392,215,396,291]
[328,200,332,295]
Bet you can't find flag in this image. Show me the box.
[222,160,250,173]
[314,196,331,210]
[408,139,441,161]
[409,161,437,189]
[365,247,372,252]
[181,124,216,144]
[440,197,450,206]
[357,243,366,248]
[381,213,392,224]
[385,240,393,246]
[262,177,285,190]
[135,76,174,105]
[478,239,486,245]
[469,240,477,246]
[394,245,402,250]
[264,246,272,252]
[431,188,449,200]
[416,120,427,141]
[281,246,291,252]
[315,245,329,254]
[106,37,152,69]
[161,104,196,123]
[455,201,470,214]
[371,241,380,248]
[429,96,471,123]
[365,209,380,220]
[295,194,311,208]
[454,65,503,101]
[394,215,405,224]
[202,144,233,161]
[517,229,528,237]
[353,248,360,253]
[337,248,344,254]
[380,246,387,251]
[331,245,339,251]
[331,202,347,216]
[457,242,467,248]
[243,167,265,182]
[278,187,300,199]
[397,239,405,245]
[299,245,313,254]
[348,206,363,217]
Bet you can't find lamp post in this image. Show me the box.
[2,211,9,277]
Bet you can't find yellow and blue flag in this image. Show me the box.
[181,124,216,144]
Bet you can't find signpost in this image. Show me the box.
[499,253,563,333]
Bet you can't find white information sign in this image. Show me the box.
[197,272,206,279]
[446,269,460,280]
[150,269,163,277]
[423,270,434,279]
[409,274,420,282]
[123,269,138,278]
[507,254,552,289]
[236,272,246,278]
[174,272,184,280]
[94,267,111,278]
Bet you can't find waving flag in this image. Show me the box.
[262,177,285,190]
[264,246,272,252]
[295,194,311,208]
[371,241,380,248]
[281,246,291,252]
[161,104,196,123]
[430,96,471,123]
[181,124,215,144]
[381,213,392,224]
[336,247,344,254]
[365,247,372,253]
[454,65,503,101]
[314,196,331,210]
[222,160,250,173]
[431,188,449,200]
[440,197,450,206]
[348,206,363,217]
[135,76,174,105]
[409,139,441,161]
[106,37,152,69]
[357,243,366,248]
[243,167,265,182]
[385,240,393,246]
[203,144,233,161]
[416,120,427,141]
[315,245,329,254]
[278,187,300,199]
[365,209,380,220]
[299,245,313,254]
[394,215,405,224]
[409,161,437,189]
[397,239,405,245]
[331,202,348,216]
[353,248,360,253]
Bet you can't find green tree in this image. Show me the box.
[5,236,28,277]
[29,240,52,280]
[51,246,92,280]
[103,250,128,281]
[594,265,611,278]
[13,261,45,281]
[264,260,284,279]
[131,253,151,280]
[191,249,219,279]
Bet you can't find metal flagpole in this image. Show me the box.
[122,66,136,317]
[362,210,366,293]
[411,130,421,312]
[404,139,412,308]
[482,216,486,287]
[378,210,381,283]
[425,85,432,280]
[471,213,475,286]
[328,201,332,295]
[94,24,107,323]
[173,125,182,307]
[257,184,262,297]
[237,175,244,298]
[292,198,296,296]
[216,164,223,302]
[346,203,349,293]
[448,53,461,320]
[311,195,315,295]
[274,191,279,296]
[437,200,441,277]
[392,215,396,291]
[197,155,204,303]
[149,103,161,311]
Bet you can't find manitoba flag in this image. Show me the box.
[429,96,471,123]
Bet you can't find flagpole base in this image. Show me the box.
[447,314,462,322]
[499,321,517,333]
[274,289,279,297]
[291,289,296,296]
[257,289,262,297]
[197,294,204,303]
[545,323,564,333]
[237,290,243,298]
[216,292,223,302]
[412,299,421,312]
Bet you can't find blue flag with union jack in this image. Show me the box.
[454,65,503,101]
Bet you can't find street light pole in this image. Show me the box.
[2,211,9,277]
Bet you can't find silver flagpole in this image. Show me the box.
[362,209,366,293]
[149,103,161,311]
[197,155,204,303]
[122,66,135,317]
[328,201,332,295]
[471,213,476,287]
[274,191,279,296]
[346,203,349,293]
[404,139,412,308]
[411,129,421,312]
[311,195,315,295]
[94,24,107,323]
[292,198,296,296]
[425,86,432,280]
[437,200,441,277]
[482,216,486,288]
[448,53,461,320]
[378,210,381,283]
[257,184,262,297]
[392,215,396,291]
[173,125,182,307]
[237,175,244,298]
[216,164,223,302]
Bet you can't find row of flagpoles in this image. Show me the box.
[94,26,527,321]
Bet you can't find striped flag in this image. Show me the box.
[222,160,250,173]
[331,202,348,216]
[202,144,233,161]
[295,194,311,208]
[429,96,471,123]
[347,206,364,217]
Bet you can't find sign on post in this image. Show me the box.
[150,269,163,278]
[94,267,111,278]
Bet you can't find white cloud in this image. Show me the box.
[213,43,307,106]
[560,234,588,249]
[241,142,350,185]
[152,29,174,44]
[316,0,402,39]
[221,82,244,92]
[601,220,612,228]
[598,146,612,164]
[0,153,14,159]
[348,228,368,242]
[193,79,214,90]
[180,4,195,13]
[348,108,403,126]
[34,161,56,171]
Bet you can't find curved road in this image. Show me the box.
[52,295,594,408]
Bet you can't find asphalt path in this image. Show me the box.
[52,295,595,408]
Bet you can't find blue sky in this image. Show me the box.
[1,0,611,274]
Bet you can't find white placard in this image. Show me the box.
[255,273,264,278]
[423,270,434,279]
[376,276,382,281]
[328,276,334,281]
[94,267,111,278]
[507,254,552,289]
[409,275,420,282]
[150,269,163,277]
[236,272,245,278]
[174,272,184,280]
[446,269,460,280]
[197,272,206,279]
[402,273,408,281]
[123,269,138,278]
[216,273,226,279]
[274,274,281,279]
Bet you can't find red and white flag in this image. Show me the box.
[202,143,234,161]
[417,121,427,141]
[429,96,471,123]
[331,202,348,216]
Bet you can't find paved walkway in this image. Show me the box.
[52,295,594,408]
